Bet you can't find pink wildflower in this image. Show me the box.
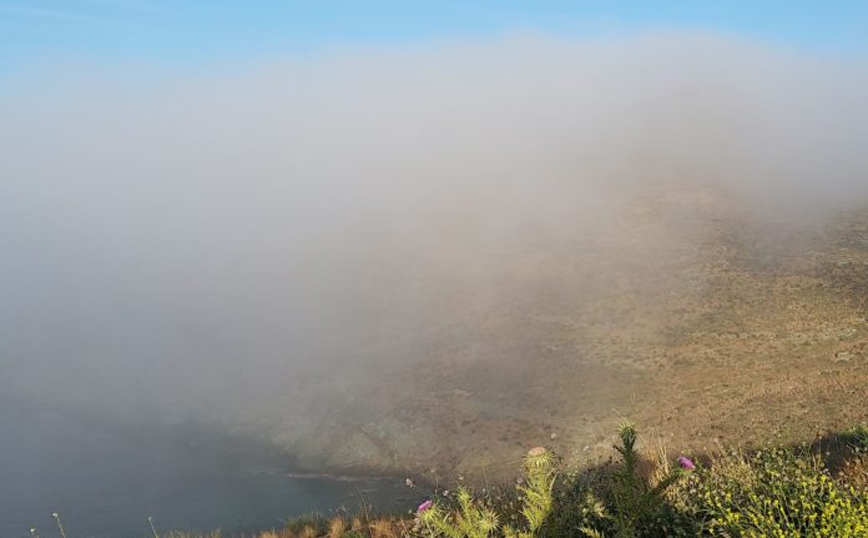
[677,456,695,470]
[418,500,434,513]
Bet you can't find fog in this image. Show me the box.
[3,32,868,472]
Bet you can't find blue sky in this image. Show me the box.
[1,1,867,73]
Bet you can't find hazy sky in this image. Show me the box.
[2,0,868,74]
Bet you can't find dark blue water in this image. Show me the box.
[0,400,416,537]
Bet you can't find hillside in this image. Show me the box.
[261,183,868,479]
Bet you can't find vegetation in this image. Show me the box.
[290,422,866,537]
[412,446,555,538]
[31,423,868,537]
[550,423,868,537]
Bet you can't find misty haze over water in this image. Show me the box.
[0,397,412,537]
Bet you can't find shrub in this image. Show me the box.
[688,447,868,536]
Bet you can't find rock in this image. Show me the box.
[833,351,853,363]
[837,328,857,340]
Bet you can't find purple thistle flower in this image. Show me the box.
[677,456,695,470]
[418,500,434,513]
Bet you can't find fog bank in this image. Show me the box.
[3,32,868,468]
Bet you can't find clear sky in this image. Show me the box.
[2,1,868,74]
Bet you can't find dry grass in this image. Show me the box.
[368,517,400,538]
[326,516,344,538]
[234,515,407,538]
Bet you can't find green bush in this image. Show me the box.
[688,447,868,536]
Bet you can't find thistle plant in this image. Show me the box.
[573,420,689,537]
[503,446,557,538]
[611,420,687,537]
[416,487,500,538]
[412,446,556,537]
